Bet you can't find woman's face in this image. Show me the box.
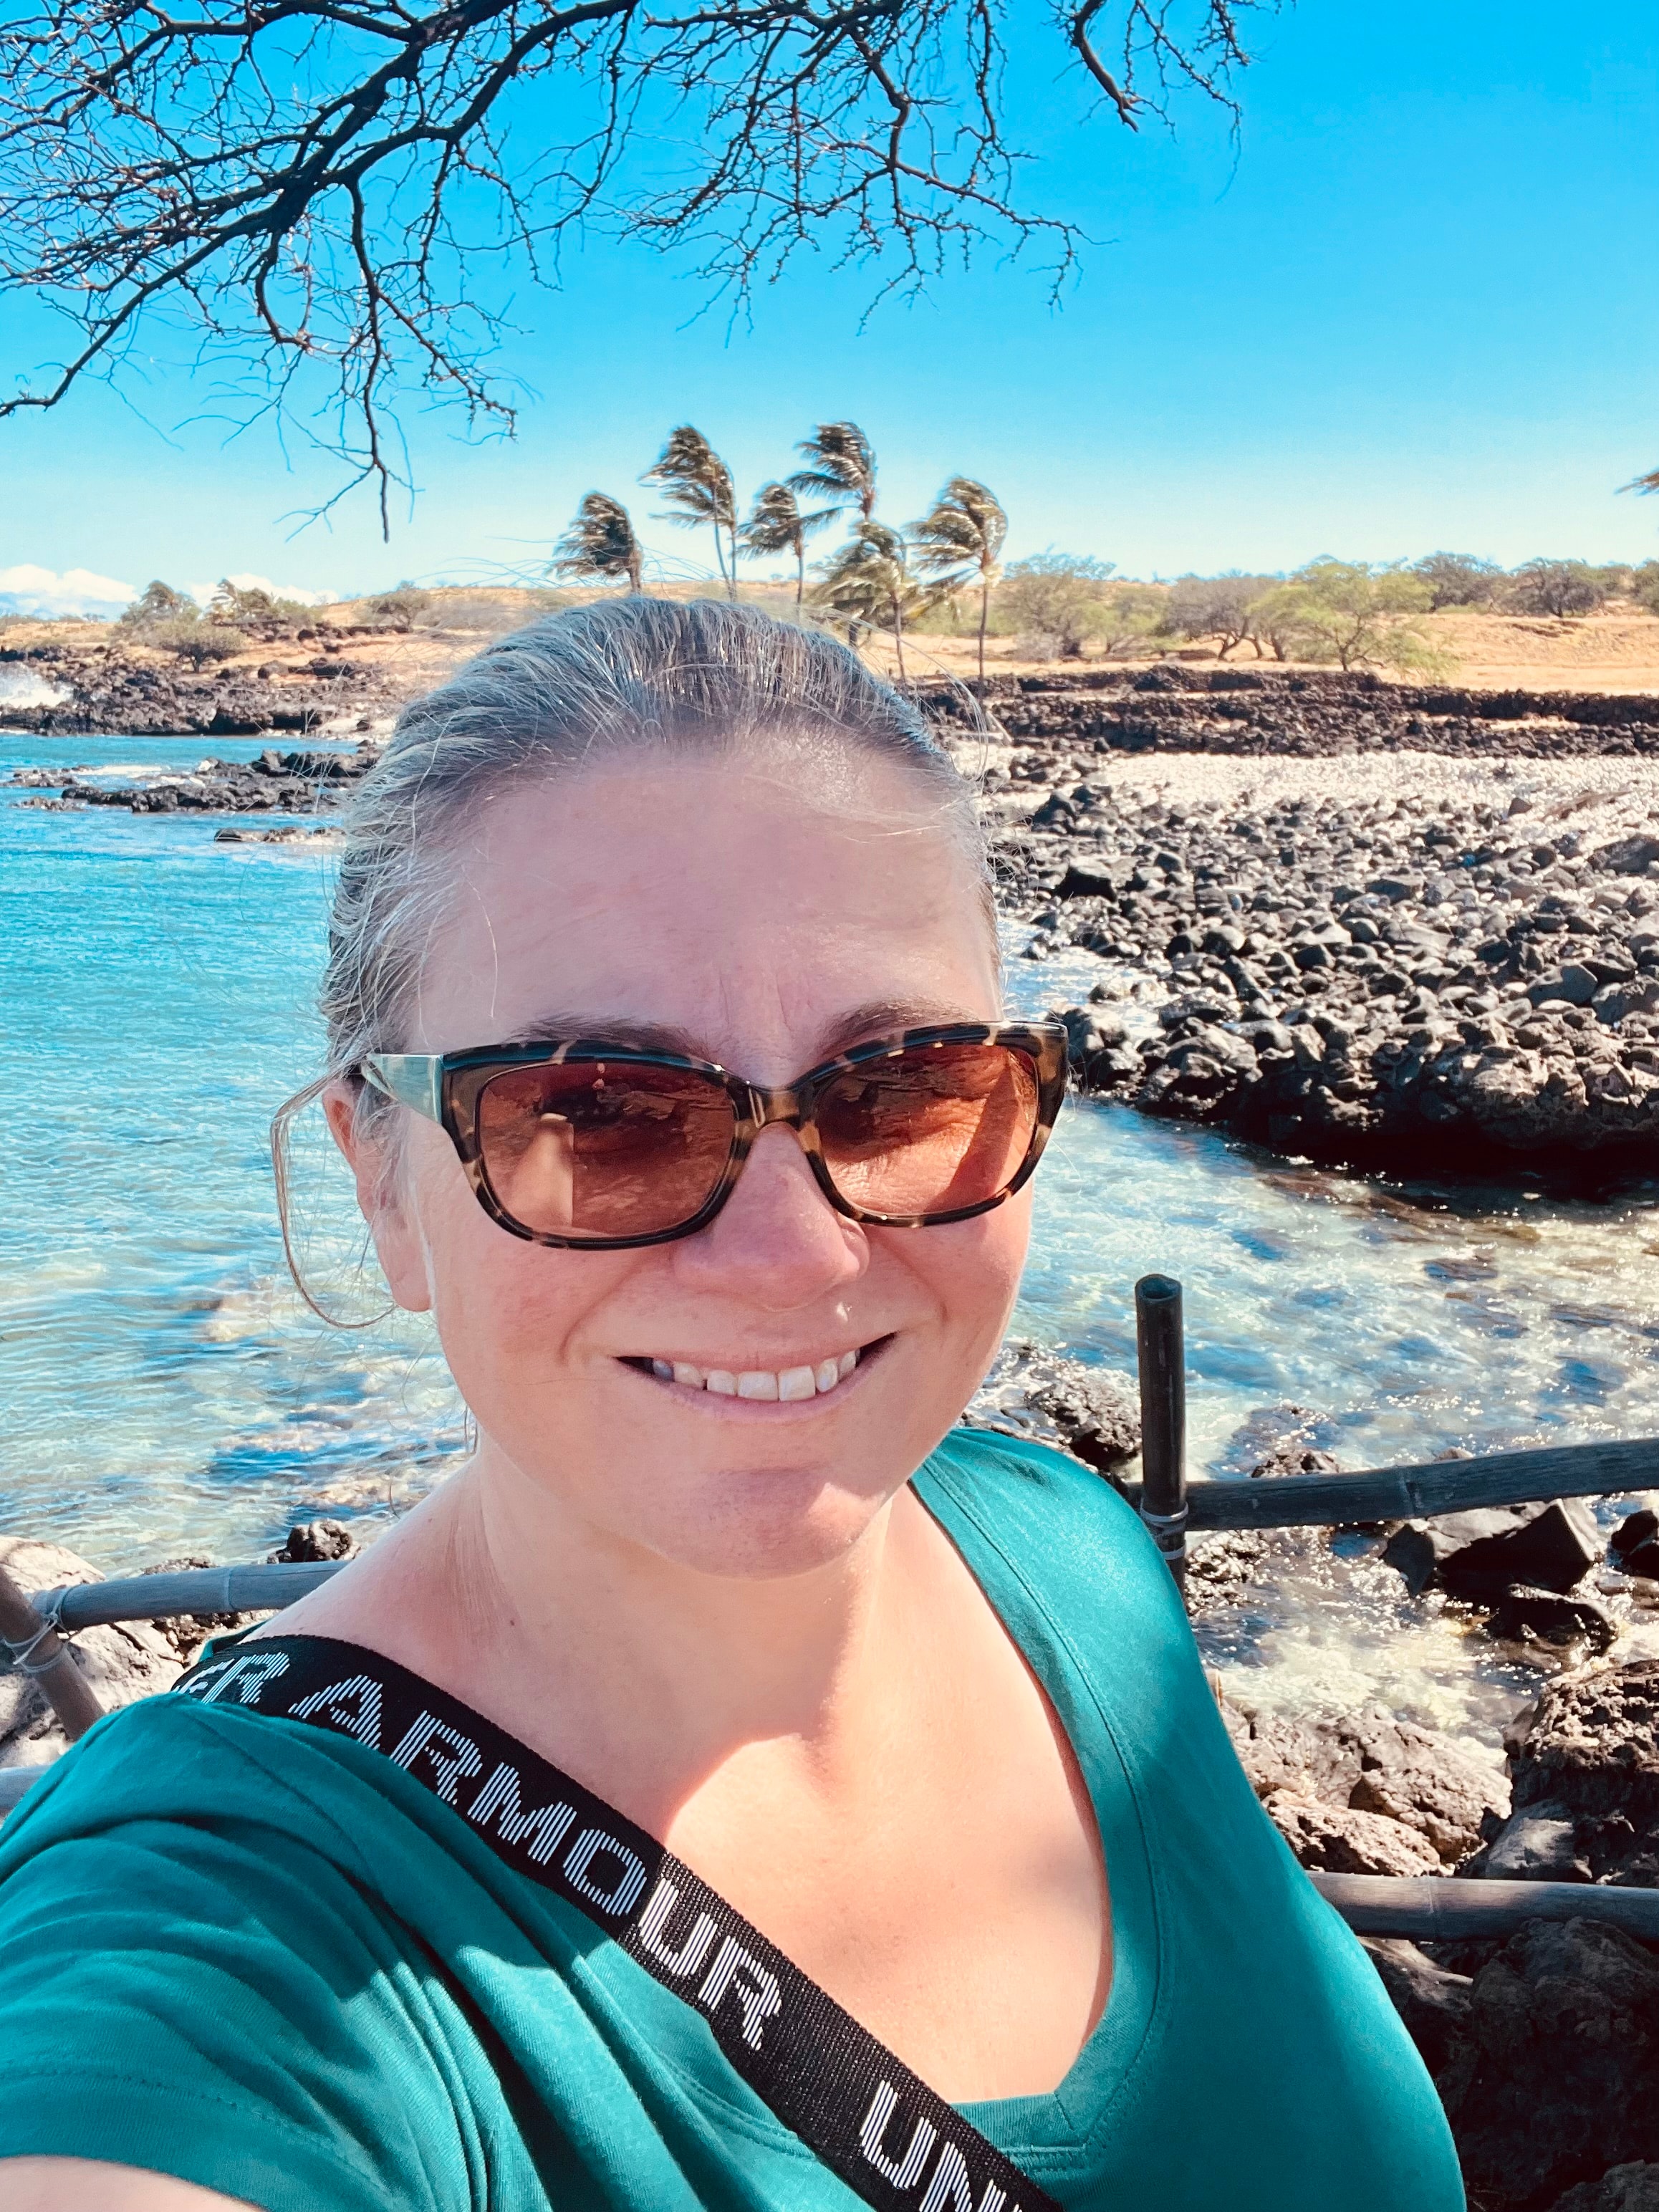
[341,747,1032,1578]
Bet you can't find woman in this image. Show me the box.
[0,600,1462,2211]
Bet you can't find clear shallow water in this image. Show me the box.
[0,734,466,1565]
[3,733,1656,1741]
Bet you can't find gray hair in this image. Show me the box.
[319,595,991,1097]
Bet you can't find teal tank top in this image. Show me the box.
[0,1428,1463,2209]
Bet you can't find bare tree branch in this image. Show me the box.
[0,0,1279,529]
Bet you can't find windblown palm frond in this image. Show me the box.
[738,481,840,611]
[811,521,941,678]
[643,425,739,595]
[909,476,1009,678]
[550,493,643,594]
[787,423,878,526]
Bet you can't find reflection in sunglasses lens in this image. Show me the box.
[817,1045,1039,1218]
[478,1063,737,1239]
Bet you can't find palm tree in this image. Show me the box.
[787,422,877,534]
[641,425,738,597]
[736,482,837,612]
[908,477,1008,680]
[812,522,935,680]
[550,492,643,594]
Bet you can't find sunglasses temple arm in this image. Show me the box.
[360,1054,446,1124]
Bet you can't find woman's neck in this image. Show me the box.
[370,1439,931,1834]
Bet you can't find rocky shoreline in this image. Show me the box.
[9,741,382,821]
[1,634,395,739]
[926,664,1659,759]
[938,671,1659,1178]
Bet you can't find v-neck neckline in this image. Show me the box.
[572,1436,1168,2185]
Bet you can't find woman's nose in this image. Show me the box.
[670,1124,865,1306]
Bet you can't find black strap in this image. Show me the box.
[175,1635,1059,2212]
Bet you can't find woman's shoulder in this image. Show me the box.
[0,1694,488,2209]
[915,1421,1230,1799]
[2,1674,383,1859]
[918,1420,1183,1626]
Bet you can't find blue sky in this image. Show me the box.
[1,0,1655,607]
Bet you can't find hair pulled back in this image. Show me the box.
[319,595,990,1089]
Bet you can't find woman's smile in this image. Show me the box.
[620,1335,889,1408]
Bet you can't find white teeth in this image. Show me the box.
[644,1347,865,1399]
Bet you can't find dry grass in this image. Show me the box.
[875,602,1659,693]
[9,587,1659,699]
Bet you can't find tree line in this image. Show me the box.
[1158,556,1659,671]
[552,431,1659,678]
[98,521,1659,686]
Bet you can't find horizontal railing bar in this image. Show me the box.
[19,1438,1659,1638]
[1122,1437,1659,1532]
[1312,1872,1659,1941]
[38,1561,345,1633]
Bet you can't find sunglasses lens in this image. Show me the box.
[476,1061,736,1241]
[816,1044,1042,1219]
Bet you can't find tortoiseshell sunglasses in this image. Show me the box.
[358,1021,1069,1251]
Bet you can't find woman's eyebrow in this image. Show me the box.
[502,1003,985,1064]
[509,1015,703,1054]
[810,1001,988,1059]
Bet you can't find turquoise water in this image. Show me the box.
[0,734,466,1567]
[3,731,1656,1731]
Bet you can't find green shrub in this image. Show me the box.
[1249,561,1448,675]
[208,580,314,629]
[1503,560,1609,618]
[366,586,434,630]
[994,555,1116,658]
[149,619,249,663]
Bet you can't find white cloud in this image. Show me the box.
[185,572,340,607]
[0,564,138,619]
[0,562,341,621]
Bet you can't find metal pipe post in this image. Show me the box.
[1135,1273,1188,1597]
[0,1564,103,1741]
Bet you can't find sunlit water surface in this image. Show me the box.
[2,733,1655,1747]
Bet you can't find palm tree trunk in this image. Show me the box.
[978,574,989,682]
[794,542,804,615]
[892,595,906,681]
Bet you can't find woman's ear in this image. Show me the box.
[322,1081,433,1313]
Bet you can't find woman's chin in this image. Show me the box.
[595,1455,896,1581]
